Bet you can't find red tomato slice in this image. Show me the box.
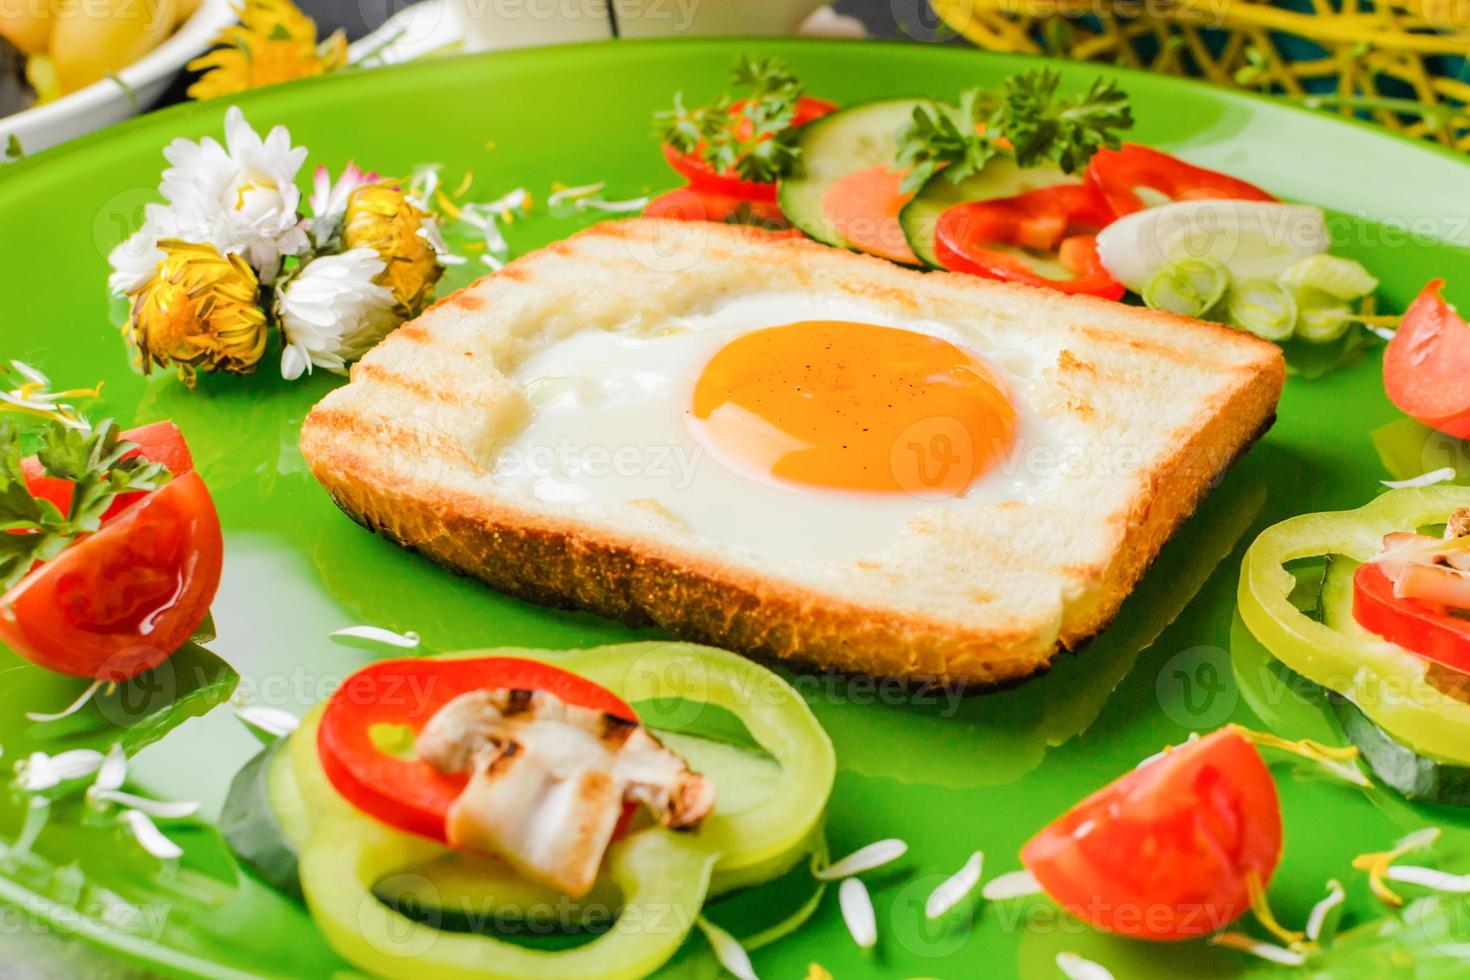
[662,96,836,202]
[643,185,793,231]
[23,420,194,523]
[318,657,638,844]
[1384,279,1470,439]
[822,165,920,265]
[1021,727,1282,941]
[934,184,1124,299]
[1353,560,1470,671]
[1086,144,1277,216]
[0,471,223,680]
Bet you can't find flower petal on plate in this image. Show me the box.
[839,878,877,949]
[1057,952,1115,980]
[926,851,983,919]
[696,916,757,980]
[981,869,1043,901]
[122,810,183,860]
[815,839,907,880]
[1382,467,1457,489]
[329,625,421,650]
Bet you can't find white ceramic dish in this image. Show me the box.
[0,0,237,156]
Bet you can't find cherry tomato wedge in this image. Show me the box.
[1384,279,1470,439]
[644,185,794,231]
[662,96,836,202]
[1353,560,1470,671]
[934,184,1124,299]
[1021,727,1281,941]
[0,471,223,680]
[318,657,638,844]
[22,420,194,522]
[1086,143,1277,216]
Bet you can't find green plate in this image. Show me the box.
[4,37,1470,979]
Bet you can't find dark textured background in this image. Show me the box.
[299,0,958,44]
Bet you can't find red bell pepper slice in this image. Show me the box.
[317,657,638,843]
[1086,143,1277,216]
[662,95,836,202]
[934,183,1124,299]
[1384,279,1470,440]
[643,184,796,233]
[1354,561,1470,673]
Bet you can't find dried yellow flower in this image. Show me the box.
[342,183,444,319]
[126,240,268,385]
[187,0,348,100]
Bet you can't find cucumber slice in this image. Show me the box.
[898,159,1068,268]
[1334,698,1470,805]
[221,739,304,900]
[1320,555,1470,805]
[777,98,936,253]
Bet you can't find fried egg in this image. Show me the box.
[492,292,1070,562]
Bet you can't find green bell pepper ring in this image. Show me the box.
[289,641,834,979]
[1238,485,1470,765]
[301,812,715,980]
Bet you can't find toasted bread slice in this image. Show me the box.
[301,219,1284,684]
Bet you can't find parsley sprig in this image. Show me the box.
[896,69,1134,193]
[654,55,808,183]
[0,418,170,590]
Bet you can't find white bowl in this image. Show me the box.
[0,0,237,156]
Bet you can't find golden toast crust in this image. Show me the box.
[301,219,1285,684]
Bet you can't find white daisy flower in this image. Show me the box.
[158,106,309,279]
[107,202,183,295]
[277,248,398,380]
[309,160,379,235]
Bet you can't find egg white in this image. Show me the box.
[491,292,1072,562]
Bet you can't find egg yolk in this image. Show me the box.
[690,321,1017,497]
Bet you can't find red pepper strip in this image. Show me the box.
[318,657,638,843]
[644,185,796,233]
[662,96,837,202]
[1085,143,1277,216]
[933,184,1125,299]
[1354,561,1470,673]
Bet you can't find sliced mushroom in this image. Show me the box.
[417,688,715,896]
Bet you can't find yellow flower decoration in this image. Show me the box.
[187,0,348,100]
[126,240,268,385]
[342,183,444,319]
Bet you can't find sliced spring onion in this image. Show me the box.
[1227,279,1298,341]
[1280,254,1379,300]
[1289,286,1354,344]
[1141,258,1229,317]
[1096,200,1329,293]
